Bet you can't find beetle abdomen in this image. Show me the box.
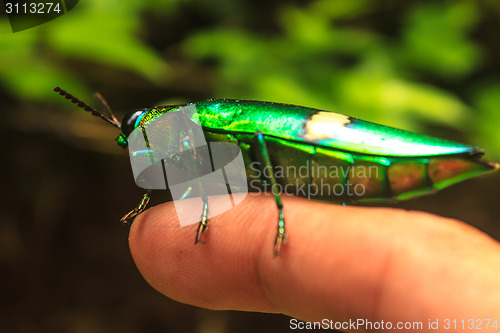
[234,134,498,203]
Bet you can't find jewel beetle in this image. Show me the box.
[54,87,499,256]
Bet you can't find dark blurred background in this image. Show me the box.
[1,0,499,332]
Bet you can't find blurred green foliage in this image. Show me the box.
[401,1,481,78]
[0,0,175,101]
[183,0,478,131]
[1,0,499,158]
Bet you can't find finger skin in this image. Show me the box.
[129,194,500,331]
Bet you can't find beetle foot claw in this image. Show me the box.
[120,211,135,226]
[120,192,151,227]
[194,221,208,245]
[273,227,287,257]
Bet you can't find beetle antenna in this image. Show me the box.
[54,86,121,129]
[95,91,120,126]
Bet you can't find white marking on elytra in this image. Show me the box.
[302,111,351,141]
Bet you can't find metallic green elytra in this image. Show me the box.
[55,87,499,257]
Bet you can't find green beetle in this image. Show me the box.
[55,87,499,256]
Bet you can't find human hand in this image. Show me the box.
[129,194,500,332]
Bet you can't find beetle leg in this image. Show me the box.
[195,199,209,244]
[254,132,287,257]
[177,136,211,245]
[120,191,152,226]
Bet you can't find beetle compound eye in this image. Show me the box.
[121,110,147,137]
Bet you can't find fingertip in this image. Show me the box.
[128,194,500,323]
[127,195,399,317]
[128,195,282,312]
